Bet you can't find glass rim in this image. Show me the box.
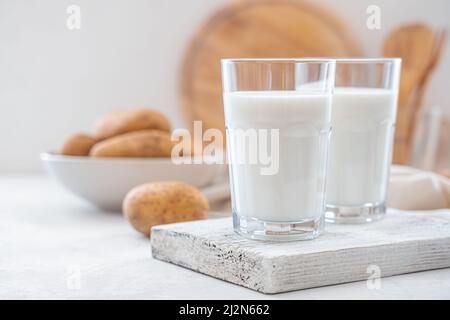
[335,57,401,64]
[221,58,336,64]
[221,57,401,64]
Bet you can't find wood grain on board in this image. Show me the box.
[151,210,450,294]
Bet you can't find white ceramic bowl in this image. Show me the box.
[41,153,225,211]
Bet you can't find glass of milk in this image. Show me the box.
[326,58,401,223]
[221,59,336,241]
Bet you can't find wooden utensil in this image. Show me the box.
[409,29,447,155]
[384,24,446,164]
[180,0,362,135]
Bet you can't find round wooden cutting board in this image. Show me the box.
[180,0,362,134]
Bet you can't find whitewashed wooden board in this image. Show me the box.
[151,210,450,294]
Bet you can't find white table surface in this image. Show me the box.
[1,175,450,300]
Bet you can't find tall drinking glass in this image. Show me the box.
[326,58,401,223]
[221,59,336,241]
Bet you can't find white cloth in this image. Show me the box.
[388,165,450,210]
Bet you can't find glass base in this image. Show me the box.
[325,202,386,224]
[233,212,324,241]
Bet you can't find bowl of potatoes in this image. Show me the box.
[41,108,224,211]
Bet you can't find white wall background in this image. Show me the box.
[1,0,449,173]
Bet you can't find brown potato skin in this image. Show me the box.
[93,108,171,140]
[123,182,209,236]
[60,133,98,156]
[89,130,173,158]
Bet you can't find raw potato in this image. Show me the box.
[123,181,209,236]
[90,130,174,158]
[59,133,97,156]
[93,108,171,140]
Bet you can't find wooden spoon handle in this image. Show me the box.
[407,29,447,158]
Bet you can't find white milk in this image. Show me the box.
[223,91,332,222]
[326,87,397,207]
